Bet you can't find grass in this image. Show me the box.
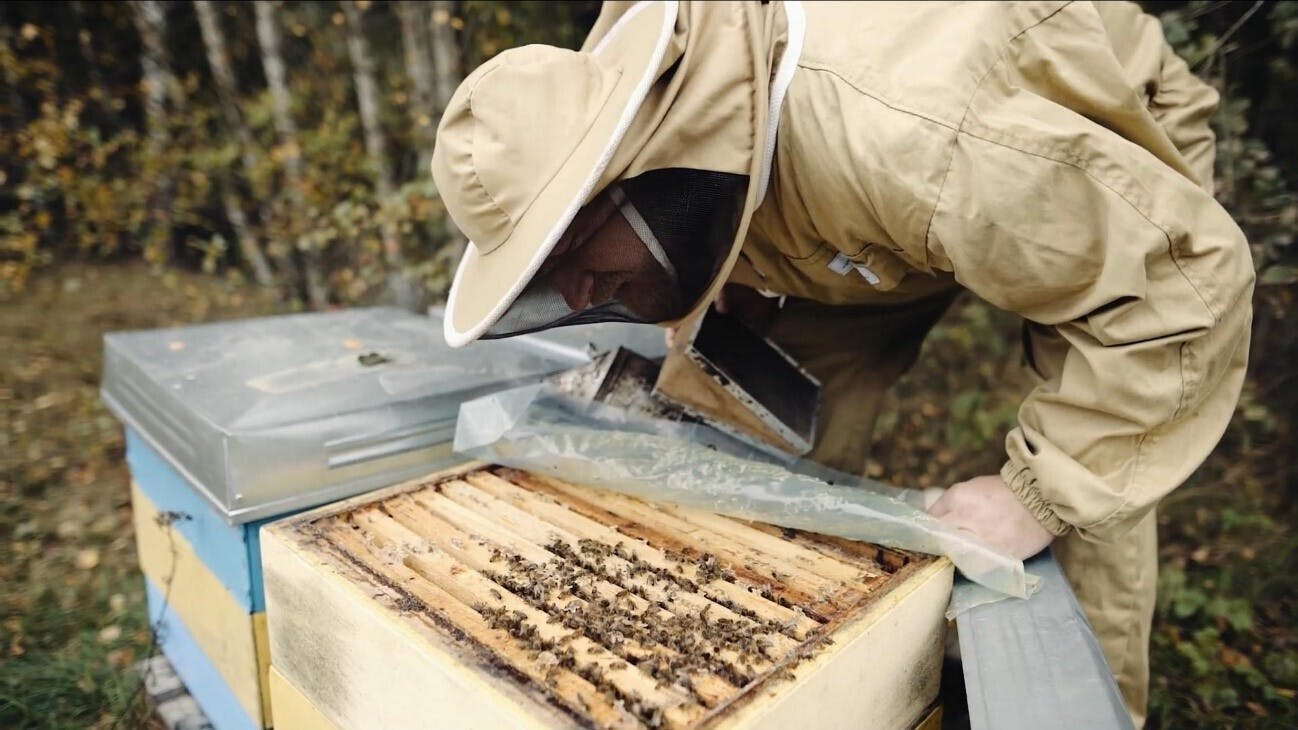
[1,262,1294,728]
[0,263,283,729]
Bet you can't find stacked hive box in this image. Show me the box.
[128,431,280,729]
[262,462,953,729]
[102,308,666,729]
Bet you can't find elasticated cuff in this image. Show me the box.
[1001,460,1071,537]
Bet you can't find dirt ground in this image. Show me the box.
[1,262,1293,728]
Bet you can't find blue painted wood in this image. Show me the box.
[145,578,261,730]
[127,429,296,613]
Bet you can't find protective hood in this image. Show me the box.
[445,1,803,344]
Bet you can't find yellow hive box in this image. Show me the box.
[130,473,274,730]
[262,462,953,729]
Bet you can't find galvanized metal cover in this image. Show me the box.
[101,306,664,523]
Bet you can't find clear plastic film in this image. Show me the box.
[454,383,1040,600]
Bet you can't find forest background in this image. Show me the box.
[1,1,1295,728]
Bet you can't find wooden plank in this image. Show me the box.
[262,521,585,730]
[321,519,637,728]
[348,511,702,728]
[143,579,261,730]
[127,429,309,614]
[464,471,820,638]
[379,496,749,703]
[507,471,858,617]
[269,459,487,529]
[430,480,798,658]
[914,704,943,730]
[253,612,272,728]
[386,494,693,669]
[652,503,879,584]
[268,666,340,730]
[262,465,953,729]
[522,475,838,593]
[132,483,266,725]
[127,434,257,610]
[719,559,953,730]
[736,520,914,573]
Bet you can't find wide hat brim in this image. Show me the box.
[442,1,680,347]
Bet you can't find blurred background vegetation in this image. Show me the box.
[0,1,1294,728]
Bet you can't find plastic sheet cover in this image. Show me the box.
[454,383,1038,599]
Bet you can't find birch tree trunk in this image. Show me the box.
[253,0,329,308]
[398,1,436,170]
[342,0,402,267]
[343,0,415,309]
[192,0,277,288]
[429,1,466,255]
[129,0,175,262]
[429,1,462,116]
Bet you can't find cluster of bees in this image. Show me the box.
[472,537,823,726]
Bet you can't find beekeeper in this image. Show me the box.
[429,2,1254,725]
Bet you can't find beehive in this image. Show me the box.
[262,462,952,729]
[103,309,667,728]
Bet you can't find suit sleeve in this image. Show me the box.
[925,6,1253,542]
[1094,0,1220,191]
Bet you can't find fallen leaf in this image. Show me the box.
[33,391,71,410]
[106,648,134,670]
[56,519,83,539]
[1219,645,1250,668]
[74,548,100,570]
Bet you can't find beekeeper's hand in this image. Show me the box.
[927,474,1053,560]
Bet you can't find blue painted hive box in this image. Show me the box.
[100,307,665,729]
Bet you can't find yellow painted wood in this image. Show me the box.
[268,666,339,730]
[722,558,953,729]
[132,482,267,726]
[253,612,272,728]
[914,704,943,730]
[262,526,576,730]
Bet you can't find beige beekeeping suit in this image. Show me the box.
[582,2,1254,725]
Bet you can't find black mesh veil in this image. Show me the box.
[481,168,748,339]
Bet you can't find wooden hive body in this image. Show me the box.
[262,462,952,729]
[127,430,277,730]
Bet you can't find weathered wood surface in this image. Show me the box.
[264,462,952,729]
